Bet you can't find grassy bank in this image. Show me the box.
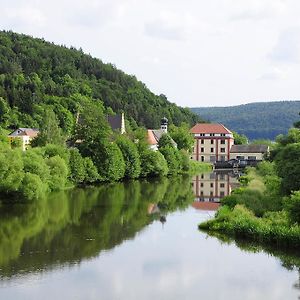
[199,163,300,249]
[199,205,300,248]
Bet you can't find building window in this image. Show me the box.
[210,133,215,137]
[220,155,226,161]
[221,139,225,144]
[210,183,214,188]
[221,133,225,136]
[210,191,213,196]
[201,156,204,162]
[201,174,204,179]
[211,139,214,144]
[201,147,204,153]
[248,156,256,160]
[201,139,204,144]
[220,183,225,188]
[200,133,205,136]
[200,182,204,187]
[210,156,216,162]
[220,191,225,197]
[200,191,204,196]
[211,148,214,153]
[220,148,225,153]
[237,156,244,160]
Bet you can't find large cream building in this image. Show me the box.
[190,123,234,163]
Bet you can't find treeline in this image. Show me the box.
[0,103,208,200]
[0,30,201,131]
[191,101,300,140]
[200,118,300,248]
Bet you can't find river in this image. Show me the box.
[0,172,299,299]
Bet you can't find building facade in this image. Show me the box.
[8,128,39,151]
[190,123,234,163]
[229,144,269,161]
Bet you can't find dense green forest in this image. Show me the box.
[0,30,201,130]
[191,101,300,140]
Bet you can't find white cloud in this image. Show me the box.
[269,28,300,64]
[1,0,300,106]
[259,67,286,80]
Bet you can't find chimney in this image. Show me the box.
[161,117,168,133]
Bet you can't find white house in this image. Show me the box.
[8,128,39,151]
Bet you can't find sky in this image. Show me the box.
[1,0,300,107]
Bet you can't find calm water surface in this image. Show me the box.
[0,172,299,300]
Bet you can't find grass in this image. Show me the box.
[199,204,300,248]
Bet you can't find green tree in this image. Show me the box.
[158,134,175,149]
[95,142,126,181]
[140,150,168,177]
[32,109,65,146]
[116,136,141,179]
[159,146,181,175]
[69,148,86,184]
[169,123,194,151]
[10,137,22,149]
[83,157,99,183]
[0,97,10,126]
[46,156,68,190]
[20,173,45,200]
[285,191,300,224]
[233,131,248,145]
[275,143,300,194]
[0,149,24,193]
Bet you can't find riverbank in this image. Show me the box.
[199,164,300,249]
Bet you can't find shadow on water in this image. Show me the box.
[0,176,194,279]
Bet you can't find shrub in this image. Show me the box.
[140,150,168,177]
[116,136,141,179]
[285,191,300,224]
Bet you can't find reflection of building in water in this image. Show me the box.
[192,171,240,203]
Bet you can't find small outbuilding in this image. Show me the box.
[229,144,269,161]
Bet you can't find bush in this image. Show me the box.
[285,191,300,224]
[95,142,126,181]
[140,150,168,177]
[83,157,99,183]
[116,136,141,179]
[20,173,45,200]
[159,146,180,175]
[46,156,68,190]
[69,148,86,184]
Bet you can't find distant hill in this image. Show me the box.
[191,101,300,140]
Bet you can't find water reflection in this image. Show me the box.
[192,170,240,211]
[0,174,300,299]
[0,176,193,279]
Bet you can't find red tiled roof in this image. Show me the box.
[190,123,232,134]
[24,129,39,138]
[192,202,220,211]
[147,130,158,145]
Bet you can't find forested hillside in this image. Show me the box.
[0,30,201,131]
[191,101,300,140]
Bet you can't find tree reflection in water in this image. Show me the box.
[0,176,194,279]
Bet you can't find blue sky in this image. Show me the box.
[1,0,300,107]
